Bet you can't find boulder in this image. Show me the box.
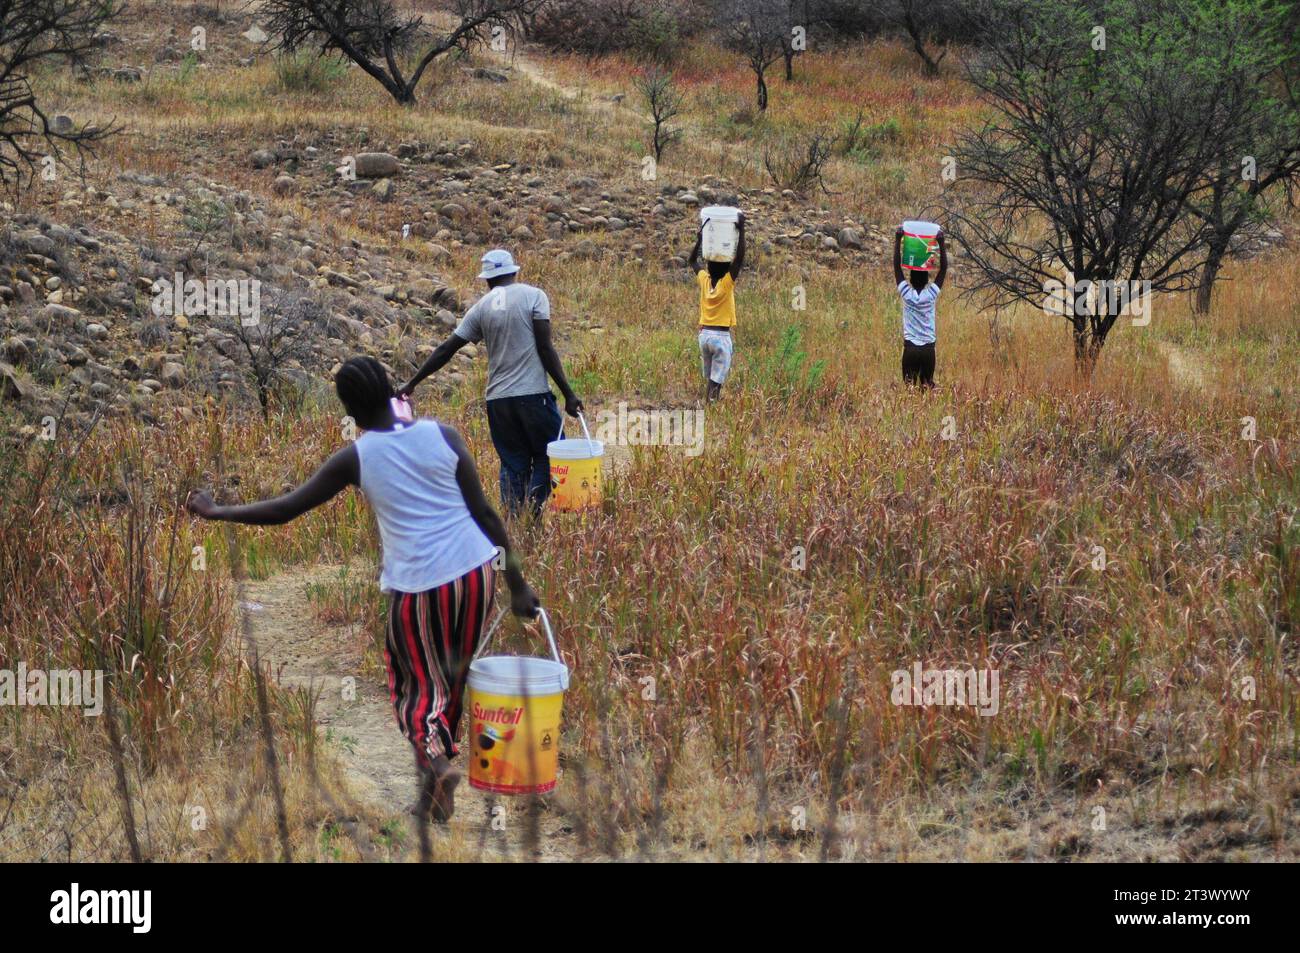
[354,152,401,179]
[41,303,82,326]
[18,232,58,257]
[160,362,186,389]
[0,362,23,401]
[3,337,30,365]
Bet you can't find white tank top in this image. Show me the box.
[355,420,497,593]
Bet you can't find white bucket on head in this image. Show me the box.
[701,205,740,262]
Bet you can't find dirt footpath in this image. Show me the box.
[241,563,578,861]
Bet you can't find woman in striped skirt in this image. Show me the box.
[187,356,540,822]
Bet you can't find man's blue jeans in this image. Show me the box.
[485,391,563,516]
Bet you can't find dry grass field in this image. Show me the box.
[0,0,1296,862]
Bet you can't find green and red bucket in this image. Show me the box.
[901,220,941,271]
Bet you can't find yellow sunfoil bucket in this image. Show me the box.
[548,412,603,512]
[467,608,569,795]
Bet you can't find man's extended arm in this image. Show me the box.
[533,319,583,418]
[400,333,469,397]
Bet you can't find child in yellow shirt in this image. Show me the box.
[688,211,746,402]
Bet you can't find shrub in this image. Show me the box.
[273,51,348,93]
[528,0,700,62]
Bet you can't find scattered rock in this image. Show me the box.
[3,337,29,365]
[354,152,401,179]
[18,232,58,257]
[41,303,81,326]
[572,239,601,260]
[0,363,24,402]
[160,362,186,389]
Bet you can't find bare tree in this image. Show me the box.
[779,0,814,80]
[942,0,1260,372]
[0,0,122,190]
[718,0,790,111]
[634,67,684,163]
[875,0,957,76]
[223,291,319,418]
[255,0,546,106]
[763,128,836,193]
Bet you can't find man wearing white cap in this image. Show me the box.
[400,249,584,516]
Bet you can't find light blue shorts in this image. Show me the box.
[698,328,733,385]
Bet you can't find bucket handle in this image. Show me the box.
[555,410,597,457]
[473,606,568,689]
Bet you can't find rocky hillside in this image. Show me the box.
[2,126,895,438]
[1,2,1285,439]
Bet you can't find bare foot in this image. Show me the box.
[429,757,461,823]
[410,756,460,823]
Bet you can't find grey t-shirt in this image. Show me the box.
[454,282,551,401]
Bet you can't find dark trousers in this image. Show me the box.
[902,340,936,388]
[485,391,562,515]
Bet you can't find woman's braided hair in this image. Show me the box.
[334,356,392,427]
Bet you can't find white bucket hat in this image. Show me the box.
[477,248,520,280]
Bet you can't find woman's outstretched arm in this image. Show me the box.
[187,445,360,525]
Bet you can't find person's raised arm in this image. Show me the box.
[893,227,905,285]
[729,212,746,281]
[186,445,359,526]
[443,425,539,618]
[934,230,948,289]
[689,223,704,274]
[532,318,584,418]
[399,332,468,398]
